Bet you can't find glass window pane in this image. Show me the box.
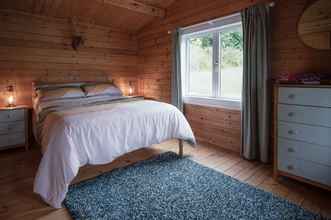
[188,34,213,97]
[219,26,243,100]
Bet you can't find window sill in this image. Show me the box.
[183,96,241,110]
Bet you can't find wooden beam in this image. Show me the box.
[100,0,165,18]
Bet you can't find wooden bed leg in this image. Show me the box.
[178,139,183,157]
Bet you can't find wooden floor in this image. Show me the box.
[0,140,330,220]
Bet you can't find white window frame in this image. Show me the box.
[180,13,242,110]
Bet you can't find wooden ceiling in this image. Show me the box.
[0,0,175,32]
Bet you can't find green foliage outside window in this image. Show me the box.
[220,30,243,69]
[189,34,213,72]
[189,29,243,71]
[190,36,213,50]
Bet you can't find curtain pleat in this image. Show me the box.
[171,29,183,112]
[241,4,271,163]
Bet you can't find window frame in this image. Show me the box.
[180,13,242,109]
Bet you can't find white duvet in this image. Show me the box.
[33,99,195,208]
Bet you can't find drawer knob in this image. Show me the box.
[288,112,294,117]
[288,130,295,135]
[288,94,295,99]
[288,148,295,153]
[287,165,294,170]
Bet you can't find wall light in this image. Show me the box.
[128,81,134,96]
[6,85,16,107]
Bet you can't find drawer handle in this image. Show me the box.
[287,165,294,171]
[288,112,294,117]
[288,130,295,135]
[288,148,295,153]
[288,94,295,99]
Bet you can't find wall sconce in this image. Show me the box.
[6,85,16,107]
[128,81,134,96]
[72,35,85,50]
[70,17,86,51]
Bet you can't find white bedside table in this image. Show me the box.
[0,106,30,151]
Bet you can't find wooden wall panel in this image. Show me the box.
[185,104,241,153]
[0,0,176,32]
[0,10,139,106]
[137,0,267,152]
[137,0,331,153]
[138,0,270,103]
[271,0,331,77]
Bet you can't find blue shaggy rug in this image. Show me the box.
[64,152,321,220]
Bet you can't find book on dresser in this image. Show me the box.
[0,106,30,151]
[273,84,331,191]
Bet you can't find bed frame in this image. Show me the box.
[178,139,184,157]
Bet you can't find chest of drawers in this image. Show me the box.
[274,85,331,191]
[0,106,29,151]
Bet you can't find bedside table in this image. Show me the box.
[0,106,29,151]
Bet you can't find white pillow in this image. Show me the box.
[83,83,122,97]
[37,87,85,101]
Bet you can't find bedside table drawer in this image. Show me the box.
[0,132,25,148]
[0,109,25,122]
[0,121,25,135]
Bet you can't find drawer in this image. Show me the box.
[278,138,331,166]
[0,109,25,122]
[278,87,331,107]
[0,121,25,135]
[278,153,331,186]
[278,121,331,147]
[278,104,331,127]
[0,132,25,148]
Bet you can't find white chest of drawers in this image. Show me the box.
[274,85,331,191]
[0,106,29,151]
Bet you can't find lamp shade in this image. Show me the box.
[6,85,16,107]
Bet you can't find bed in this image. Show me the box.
[32,82,196,208]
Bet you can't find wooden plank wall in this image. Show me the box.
[137,0,331,153]
[0,10,139,106]
[0,0,330,153]
[185,104,241,153]
[137,0,268,152]
[271,0,331,77]
[137,0,268,102]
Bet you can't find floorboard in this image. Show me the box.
[0,140,330,220]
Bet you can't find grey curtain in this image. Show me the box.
[171,28,183,112]
[241,4,271,163]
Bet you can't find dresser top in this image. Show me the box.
[0,105,30,111]
[274,83,331,88]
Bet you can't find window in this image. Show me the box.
[187,34,213,96]
[181,14,243,108]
